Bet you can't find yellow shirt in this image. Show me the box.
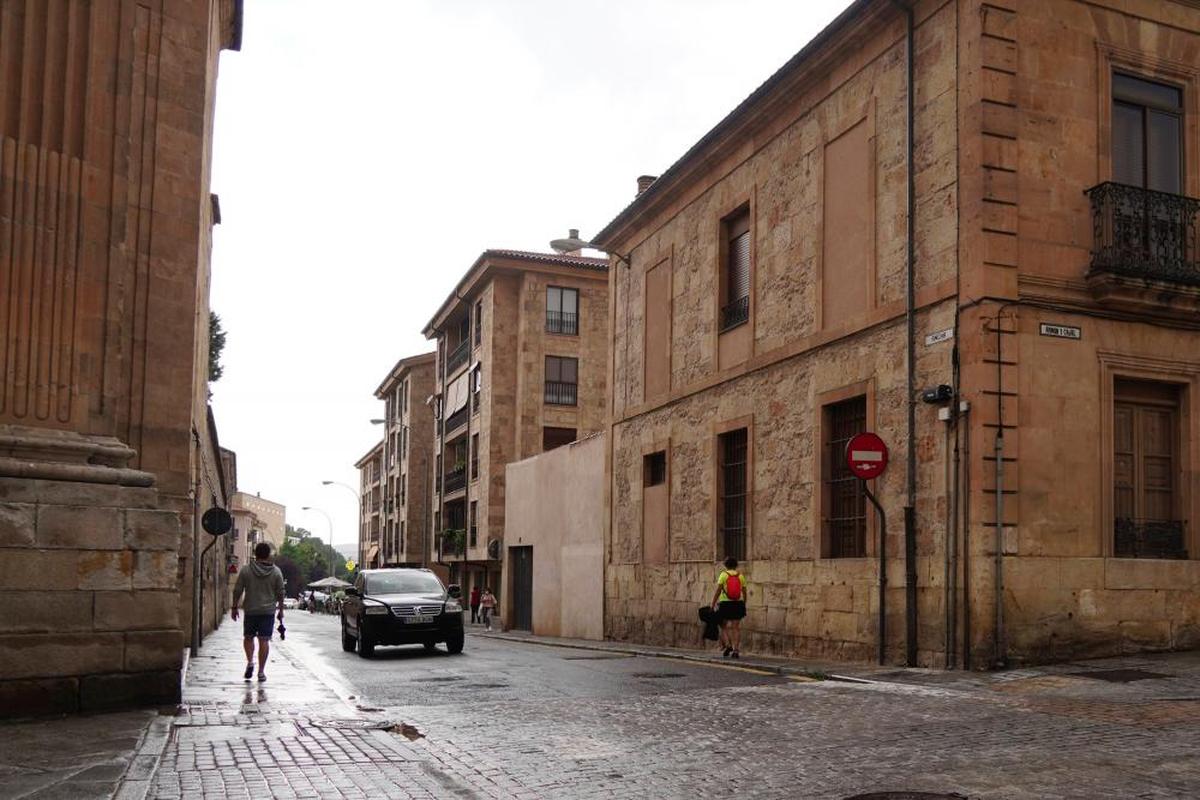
[717,570,745,603]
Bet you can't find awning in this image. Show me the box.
[446,372,470,415]
[366,544,380,566]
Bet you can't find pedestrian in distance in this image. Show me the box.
[711,557,747,659]
[231,541,286,682]
[469,584,482,625]
[480,587,496,631]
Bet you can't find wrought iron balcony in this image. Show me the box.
[445,404,468,435]
[1087,182,1200,287]
[720,295,750,332]
[544,380,578,406]
[444,465,467,494]
[546,310,579,335]
[445,339,470,375]
[1114,518,1186,560]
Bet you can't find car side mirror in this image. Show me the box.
[447,584,462,600]
[345,587,359,597]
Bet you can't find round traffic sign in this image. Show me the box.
[845,432,889,480]
[201,507,233,536]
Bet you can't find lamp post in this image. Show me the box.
[549,229,630,267]
[322,479,363,567]
[301,506,335,580]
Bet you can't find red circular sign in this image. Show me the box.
[845,432,889,480]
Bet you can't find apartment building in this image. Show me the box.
[230,491,286,569]
[423,250,609,599]
[594,0,1200,667]
[356,442,384,568]
[373,352,437,568]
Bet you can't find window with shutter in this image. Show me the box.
[720,206,751,331]
[1112,73,1183,194]
[1113,378,1184,559]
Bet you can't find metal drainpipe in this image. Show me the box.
[961,402,972,670]
[889,0,919,668]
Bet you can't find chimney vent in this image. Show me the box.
[637,175,657,195]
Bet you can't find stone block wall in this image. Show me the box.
[0,478,183,716]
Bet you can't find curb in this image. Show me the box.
[112,714,173,800]
[473,631,874,684]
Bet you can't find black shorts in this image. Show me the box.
[243,613,275,639]
[718,601,746,621]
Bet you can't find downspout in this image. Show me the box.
[961,401,971,670]
[190,427,202,653]
[890,0,919,668]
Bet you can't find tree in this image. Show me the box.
[275,554,302,598]
[280,525,351,588]
[208,312,226,383]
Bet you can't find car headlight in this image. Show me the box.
[443,600,463,613]
[364,605,389,615]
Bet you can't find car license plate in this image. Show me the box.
[405,615,434,624]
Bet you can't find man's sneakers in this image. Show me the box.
[243,663,254,681]
[722,646,732,658]
[257,672,266,682]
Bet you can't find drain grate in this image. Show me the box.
[1069,669,1170,683]
[631,672,685,679]
[844,793,968,800]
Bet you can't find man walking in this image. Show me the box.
[232,542,286,681]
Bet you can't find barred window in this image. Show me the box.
[824,395,867,558]
[718,428,748,560]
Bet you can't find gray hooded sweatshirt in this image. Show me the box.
[233,560,285,615]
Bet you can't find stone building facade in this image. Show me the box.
[594,0,1200,668]
[423,250,609,599]
[372,352,436,568]
[356,441,384,568]
[229,491,286,571]
[0,0,243,715]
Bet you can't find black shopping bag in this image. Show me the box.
[698,606,721,642]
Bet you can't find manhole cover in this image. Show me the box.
[1069,669,1170,683]
[844,793,967,800]
[308,717,395,730]
[631,672,685,679]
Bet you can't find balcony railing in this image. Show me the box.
[545,380,578,406]
[444,466,467,494]
[1115,518,1187,559]
[546,310,579,335]
[720,295,750,332]
[445,404,468,434]
[1087,182,1200,287]
[445,339,470,375]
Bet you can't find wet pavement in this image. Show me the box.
[7,612,1200,798]
[142,612,1200,799]
[0,708,162,800]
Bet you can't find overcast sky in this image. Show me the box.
[209,0,849,554]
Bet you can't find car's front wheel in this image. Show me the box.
[341,618,356,652]
[445,631,464,654]
[356,620,375,658]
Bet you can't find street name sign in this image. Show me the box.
[1039,322,1081,340]
[845,432,889,480]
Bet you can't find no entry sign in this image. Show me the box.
[845,432,889,480]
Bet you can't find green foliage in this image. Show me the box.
[280,524,351,590]
[208,312,227,383]
[440,528,466,557]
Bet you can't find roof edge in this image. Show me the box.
[374,351,436,398]
[594,0,892,248]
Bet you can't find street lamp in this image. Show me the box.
[322,479,363,567]
[549,228,630,268]
[300,505,335,580]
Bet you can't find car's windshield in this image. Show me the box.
[365,572,444,595]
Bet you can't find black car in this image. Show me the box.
[341,568,465,657]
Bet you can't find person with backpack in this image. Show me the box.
[710,557,746,658]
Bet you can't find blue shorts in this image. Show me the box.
[243,613,275,639]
